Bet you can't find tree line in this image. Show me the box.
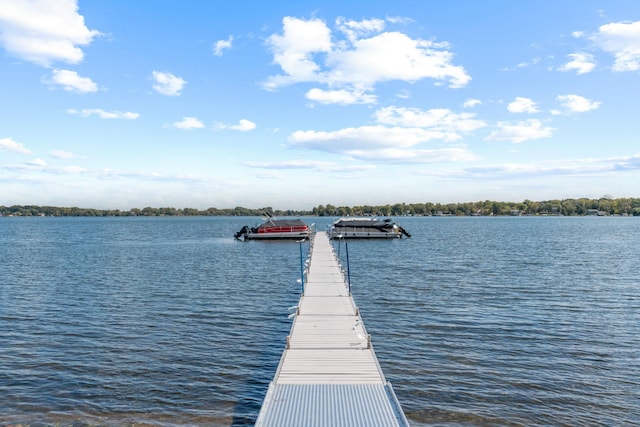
[2,197,640,217]
[0,205,282,217]
[312,197,640,216]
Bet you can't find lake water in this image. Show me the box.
[1,216,638,426]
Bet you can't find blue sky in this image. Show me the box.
[1,0,639,210]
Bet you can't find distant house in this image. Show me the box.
[586,209,608,216]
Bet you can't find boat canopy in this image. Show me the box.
[259,218,308,228]
[332,218,392,228]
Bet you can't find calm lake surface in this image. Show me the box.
[1,216,639,426]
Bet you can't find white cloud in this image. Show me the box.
[557,94,601,113]
[172,117,204,130]
[0,137,31,154]
[216,119,256,131]
[67,108,139,119]
[374,106,486,138]
[152,71,186,96]
[463,98,482,108]
[336,17,385,42]
[245,159,375,172]
[253,171,285,179]
[284,105,485,164]
[2,161,210,183]
[306,88,376,105]
[464,154,640,178]
[263,16,470,102]
[386,16,413,25]
[231,119,256,131]
[558,52,596,74]
[263,17,332,89]
[592,20,640,71]
[328,31,470,88]
[27,158,47,167]
[485,119,554,143]
[5,158,47,171]
[289,126,443,153]
[50,69,98,93]
[507,97,539,113]
[50,149,79,159]
[345,147,479,163]
[516,57,542,68]
[396,90,411,99]
[213,35,233,56]
[0,0,100,67]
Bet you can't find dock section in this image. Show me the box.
[256,231,409,427]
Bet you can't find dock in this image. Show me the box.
[255,231,409,427]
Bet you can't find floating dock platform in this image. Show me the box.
[256,231,409,426]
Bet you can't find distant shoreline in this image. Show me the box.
[2,197,639,217]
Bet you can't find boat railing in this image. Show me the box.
[259,226,309,233]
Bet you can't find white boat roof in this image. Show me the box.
[332,217,393,226]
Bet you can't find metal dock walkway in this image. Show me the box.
[256,231,409,427]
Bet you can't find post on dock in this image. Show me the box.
[298,239,305,294]
[345,239,351,295]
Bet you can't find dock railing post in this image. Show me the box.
[345,239,351,295]
[298,239,305,294]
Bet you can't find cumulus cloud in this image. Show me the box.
[507,97,539,113]
[329,31,470,87]
[0,137,31,154]
[0,0,100,67]
[559,52,596,74]
[67,108,139,119]
[284,104,484,163]
[485,119,554,143]
[374,106,486,137]
[172,117,204,130]
[336,17,385,42]
[216,119,256,131]
[152,71,186,96]
[263,16,470,103]
[557,94,601,113]
[591,20,640,71]
[287,126,480,164]
[264,17,332,89]
[463,98,482,108]
[50,69,98,93]
[213,35,233,56]
[306,88,376,105]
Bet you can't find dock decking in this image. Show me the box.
[255,232,409,426]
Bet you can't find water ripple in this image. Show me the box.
[1,216,639,426]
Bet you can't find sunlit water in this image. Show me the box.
[1,216,638,426]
